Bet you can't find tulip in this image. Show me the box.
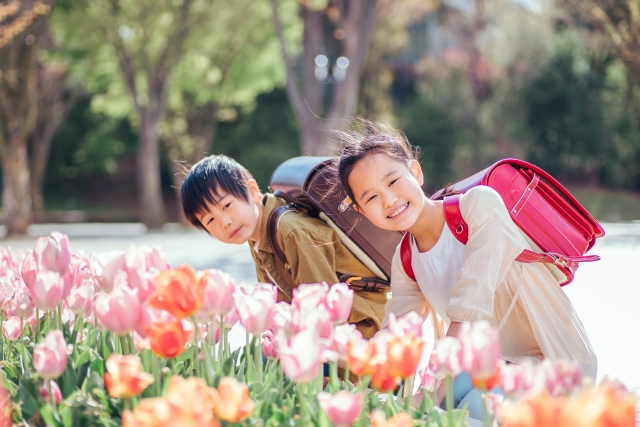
[33,330,69,380]
[145,320,192,359]
[10,288,35,318]
[33,232,71,275]
[20,252,38,291]
[291,303,333,338]
[29,271,65,312]
[39,380,62,405]
[329,323,363,361]
[92,251,125,292]
[536,360,584,397]
[418,367,441,392]
[135,303,174,338]
[387,312,423,337]
[459,321,501,389]
[104,355,154,398]
[235,286,276,335]
[369,360,398,393]
[219,306,239,329]
[2,316,21,341]
[501,362,535,396]
[428,337,462,379]
[0,381,10,427]
[148,265,205,319]
[292,282,328,311]
[0,279,14,310]
[262,330,278,360]
[483,393,504,417]
[210,377,254,422]
[346,339,376,377]
[126,268,156,303]
[386,333,424,379]
[317,391,364,427]
[370,410,413,427]
[65,279,95,316]
[279,330,324,384]
[325,283,353,324]
[95,285,140,334]
[269,302,293,337]
[199,269,236,316]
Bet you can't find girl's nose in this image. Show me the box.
[381,190,397,209]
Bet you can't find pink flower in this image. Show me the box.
[388,312,423,337]
[325,283,353,324]
[199,269,236,316]
[234,285,276,335]
[2,316,21,341]
[20,252,38,290]
[328,323,363,361]
[95,285,140,334]
[33,330,70,380]
[91,251,125,292]
[0,279,15,310]
[292,283,328,311]
[262,330,278,360]
[501,362,535,396]
[269,302,293,337]
[29,271,65,312]
[317,391,364,427]
[459,321,501,381]
[278,330,324,384]
[428,337,462,379]
[483,392,504,417]
[135,303,173,338]
[65,279,95,316]
[10,288,35,318]
[33,232,71,275]
[418,367,441,392]
[40,380,62,404]
[291,304,333,339]
[218,307,239,329]
[536,360,584,397]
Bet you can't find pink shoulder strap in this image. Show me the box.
[400,233,415,281]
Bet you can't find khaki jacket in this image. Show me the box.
[249,193,387,338]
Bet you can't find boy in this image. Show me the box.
[181,155,386,338]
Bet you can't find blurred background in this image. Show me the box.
[1,0,640,236]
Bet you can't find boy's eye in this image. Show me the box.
[207,218,214,225]
[389,178,400,186]
[223,202,232,210]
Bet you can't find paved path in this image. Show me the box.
[3,223,640,395]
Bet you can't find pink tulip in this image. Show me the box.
[65,279,95,316]
[0,279,15,310]
[317,391,364,427]
[428,337,462,379]
[329,323,363,361]
[537,360,584,397]
[135,303,172,337]
[459,321,501,380]
[33,330,69,380]
[91,251,125,291]
[483,393,504,417]
[95,285,140,334]
[29,271,65,312]
[418,367,441,392]
[291,304,333,339]
[126,268,155,303]
[278,330,324,384]
[325,283,353,324]
[234,286,276,335]
[40,380,62,405]
[501,362,535,396]
[20,252,38,290]
[10,288,35,318]
[218,307,239,329]
[388,312,423,337]
[33,232,71,275]
[292,282,328,311]
[262,330,278,360]
[2,316,21,341]
[269,302,294,337]
[199,269,236,316]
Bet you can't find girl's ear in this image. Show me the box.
[409,159,424,186]
[247,179,262,204]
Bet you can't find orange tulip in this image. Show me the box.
[145,319,192,359]
[210,377,254,422]
[370,410,413,427]
[104,355,154,398]
[499,391,565,427]
[0,380,11,427]
[123,376,220,427]
[346,340,376,377]
[472,365,502,390]
[148,265,206,319]
[563,381,637,427]
[386,334,424,379]
[369,360,399,393]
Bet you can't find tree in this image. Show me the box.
[59,0,215,229]
[270,0,378,155]
[0,0,52,236]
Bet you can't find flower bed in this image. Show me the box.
[0,232,636,426]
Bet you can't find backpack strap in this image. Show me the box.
[267,204,297,273]
[400,233,416,281]
[443,194,469,244]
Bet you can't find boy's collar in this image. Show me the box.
[255,193,287,254]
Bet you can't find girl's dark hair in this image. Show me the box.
[334,119,458,206]
[180,155,255,231]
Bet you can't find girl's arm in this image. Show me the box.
[445,186,527,324]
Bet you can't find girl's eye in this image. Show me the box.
[366,195,377,204]
[389,178,400,186]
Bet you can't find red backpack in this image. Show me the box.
[401,159,605,285]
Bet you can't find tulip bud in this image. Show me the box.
[317,391,364,427]
[2,316,21,341]
[40,380,62,405]
[33,330,69,380]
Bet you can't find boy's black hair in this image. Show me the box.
[181,155,254,231]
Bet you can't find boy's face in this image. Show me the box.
[196,180,263,244]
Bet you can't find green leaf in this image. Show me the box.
[39,403,60,427]
[16,381,39,420]
[73,349,92,369]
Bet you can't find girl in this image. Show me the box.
[335,121,597,419]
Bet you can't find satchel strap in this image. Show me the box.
[267,204,297,273]
[338,275,390,292]
[399,193,601,282]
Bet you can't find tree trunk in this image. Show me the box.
[138,111,167,229]
[2,138,32,235]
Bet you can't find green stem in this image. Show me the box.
[404,376,415,412]
[0,310,4,360]
[120,334,129,355]
[245,330,252,382]
[123,398,132,412]
[152,355,160,396]
[57,304,62,330]
[191,316,200,378]
[34,309,39,343]
[254,335,262,383]
[49,380,60,421]
[329,361,339,393]
[446,375,454,427]
[297,383,311,426]
[217,317,224,372]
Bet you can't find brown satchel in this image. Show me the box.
[268,156,403,292]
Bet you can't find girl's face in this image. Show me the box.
[347,152,426,231]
